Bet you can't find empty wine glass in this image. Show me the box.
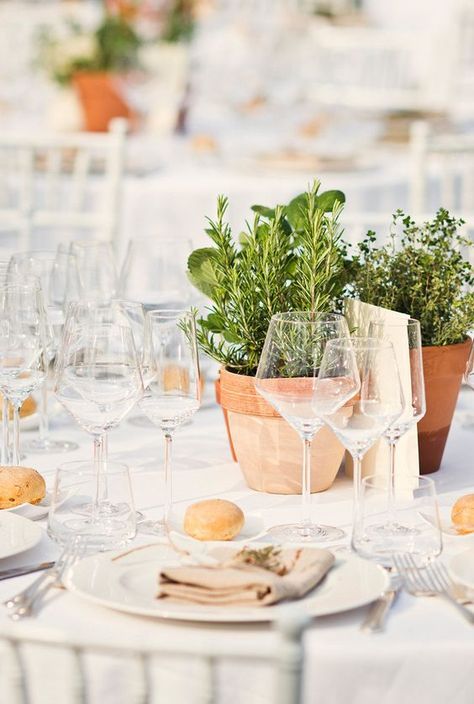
[369,318,426,535]
[8,250,78,453]
[255,311,356,543]
[70,240,118,303]
[138,309,201,535]
[0,282,48,465]
[320,337,404,526]
[119,238,195,310]
[54,317,144,532]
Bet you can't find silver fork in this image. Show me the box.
[393,553,474,625]
[6,538,86,620]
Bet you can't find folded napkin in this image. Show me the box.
[158,547,334,606]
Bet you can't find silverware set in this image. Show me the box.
[3,537,86,620]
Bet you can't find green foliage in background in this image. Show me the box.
[188,181,346,375]
[161,0,195,43]
[346,208,474,346]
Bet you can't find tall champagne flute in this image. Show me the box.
[319,338,404,528]
[0,260,11,464]
[255,311,356,542]
[0,283,48,465]
[138,309,200,535]
[369,318,426,534]
[8,250,78,453]
[54,320,143,525]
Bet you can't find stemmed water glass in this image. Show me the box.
[70,241,118,303]
[8,250,78,453]
[369,318,426,534]
[320,337,404,526]
[0,283,48,465]
[255,311,357,543]
[138,309,201,535]
[54,316,144,531]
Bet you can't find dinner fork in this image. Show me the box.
[393,553,474,625]
[6,537,86,620]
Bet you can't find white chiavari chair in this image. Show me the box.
[0,118,127,254]
[0,611,308,704]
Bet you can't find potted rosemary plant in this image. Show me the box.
[346,208,474,473]
[188,181,348,493]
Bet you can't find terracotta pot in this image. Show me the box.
[418,338,471,474]
[215,368,345,494]
[72,72,135,132]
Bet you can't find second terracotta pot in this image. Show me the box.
[216,368,345,494]
[418,338,471,474]
[73,72,135,132]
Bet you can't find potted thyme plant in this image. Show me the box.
[187,180,348,493]
[346,208,474,473]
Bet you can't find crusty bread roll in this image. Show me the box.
[184,499,244,541]
[0,466,46,509]
[451,494,474,534]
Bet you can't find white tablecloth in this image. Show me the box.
[1,385,474,703]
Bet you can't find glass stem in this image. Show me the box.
[38,378,49,443]
[352,453,363,534]
[12,405,21,466]
[163,431,173,527]
[92,433,105,519]
[300,437,312,533]
[387,439,397,526]
[2,396,9,465]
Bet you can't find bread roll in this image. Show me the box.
[451,494,474,534]
[0,466,46,509]
[184,499,244,541]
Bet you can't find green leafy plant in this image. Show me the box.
[346,208,474,346]
[187,180,346,376]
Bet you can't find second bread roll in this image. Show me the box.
[452,494,474,534]
[184,499,244,541]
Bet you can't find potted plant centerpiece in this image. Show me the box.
[187,181,348,493]
[346,208,474,474]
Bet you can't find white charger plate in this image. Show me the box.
[449,548,474,589]
[0,511,42,559]
[66,543,388,623]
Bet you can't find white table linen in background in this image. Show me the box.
[0,388,473,703]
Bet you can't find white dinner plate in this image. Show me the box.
[66,543,388,623]
[3,490,70,521]
[0,511,42,559]
[449,548,474,589]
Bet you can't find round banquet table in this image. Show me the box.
[1,387,474,704]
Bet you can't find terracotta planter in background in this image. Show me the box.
[73,72,135,132]
[418,338,471,474]
[215,367,345,494]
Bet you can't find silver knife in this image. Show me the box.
[0,562,55,581]
[361,579,401,633]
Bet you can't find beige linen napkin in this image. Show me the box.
[158,548,334,606]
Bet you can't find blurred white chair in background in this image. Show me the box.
[0,613,307,704]
[409,121,474,217]
[0,118,127,254]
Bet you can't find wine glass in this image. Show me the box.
[54,318,144,528]
[0,283,48,465]
[0,260,12,464]
[464,339,474,389]
[70,241,118,303]
[255,311,356,543]
[369,318,426,534]
[138,309,201,535]
[8,250,78,453]
[320,337,404,527]
[119,238,195,310]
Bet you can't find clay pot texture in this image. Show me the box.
[418,338,471,474]
[215,367,345,494]
[72,72,135,132]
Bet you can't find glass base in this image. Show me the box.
[370,522,420,537]
[24,438,79,454]
[137,519,166,537]
[48,519,133,552]
[266,522,345,543]
[71,501,144,523]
